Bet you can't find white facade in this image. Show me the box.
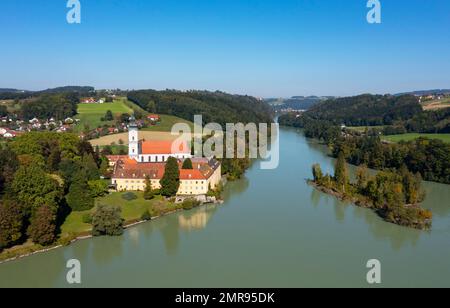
[136,153,192,163]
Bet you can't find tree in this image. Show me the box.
[92,205,124,236]
[160,157,180,197]
[27,205,56,246]
[0,200,24,250]
[99,158,110,178]
[312,164,323,183]
[66,179,95,211]
[81,153,100,181]
[147,100,156,113]
[334,152,349,192]
[88,180,108,198]
[143,176,155,200]
[103,110,113,121]
[0,105,8,117]
[10,165,63,214]
[356,165,369,192]
[120,113,131,123]
[47,147,61,172]
[182,158,193,170]
[0,146,19,195]
[101,145,113,156]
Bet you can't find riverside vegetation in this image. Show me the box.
[311,153,432,230]
[279,94,450,184]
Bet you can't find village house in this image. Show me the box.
[147,114,161,122]
[109,116,221,196]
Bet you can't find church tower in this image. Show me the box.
[128,115,139,160]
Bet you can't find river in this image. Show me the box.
[1,127,449,287]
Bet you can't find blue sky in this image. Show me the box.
[0,0,449,97]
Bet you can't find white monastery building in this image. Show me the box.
[109,117,221,196]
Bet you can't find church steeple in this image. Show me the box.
[128,115,139,160]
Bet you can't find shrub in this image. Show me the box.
[182,199,201,211]
[141,210,152,221]
[92,205,124,237]
[122,192,137,201]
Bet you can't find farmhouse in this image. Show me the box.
[147,114,160,122]
[109,117,221,196]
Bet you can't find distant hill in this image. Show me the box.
[0,86,95,100]
[128,90,273,126]
[268,96,328,111]
[304,94,423,126]
[0,88,26,93]
[397,89,450,96]
[39,86,94,94]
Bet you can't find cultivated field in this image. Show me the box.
[346,126,385,132]
[75,99,133,132]
[0,99,21,113]
[422,98,450,111]
[382,133,450,143]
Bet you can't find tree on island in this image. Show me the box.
[334,152,349,193]
[160,157,180,197]
[312,164,323,183]
[182,158,193,170]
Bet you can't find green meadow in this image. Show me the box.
[75,99,133,132]
[382,133,450,143]
[60,192,175,236]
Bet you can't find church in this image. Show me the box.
[108,116,222,196]
[127,116,192,163]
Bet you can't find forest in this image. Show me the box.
[20,92,80,120]
[127,90,273,126]
[0,132,109,251]
[304,94,423,126]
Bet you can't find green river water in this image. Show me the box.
[0,127,449,287]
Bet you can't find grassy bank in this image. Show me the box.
[0,192,179,262]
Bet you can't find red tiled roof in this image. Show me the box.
[112,158,219,181]
[180,169,206,180]
[141,140,190,155]
[106,155,128,162]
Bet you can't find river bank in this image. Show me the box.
[0,197,225,264]
[0,191,225,264]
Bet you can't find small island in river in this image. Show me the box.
[310,152,433,230]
